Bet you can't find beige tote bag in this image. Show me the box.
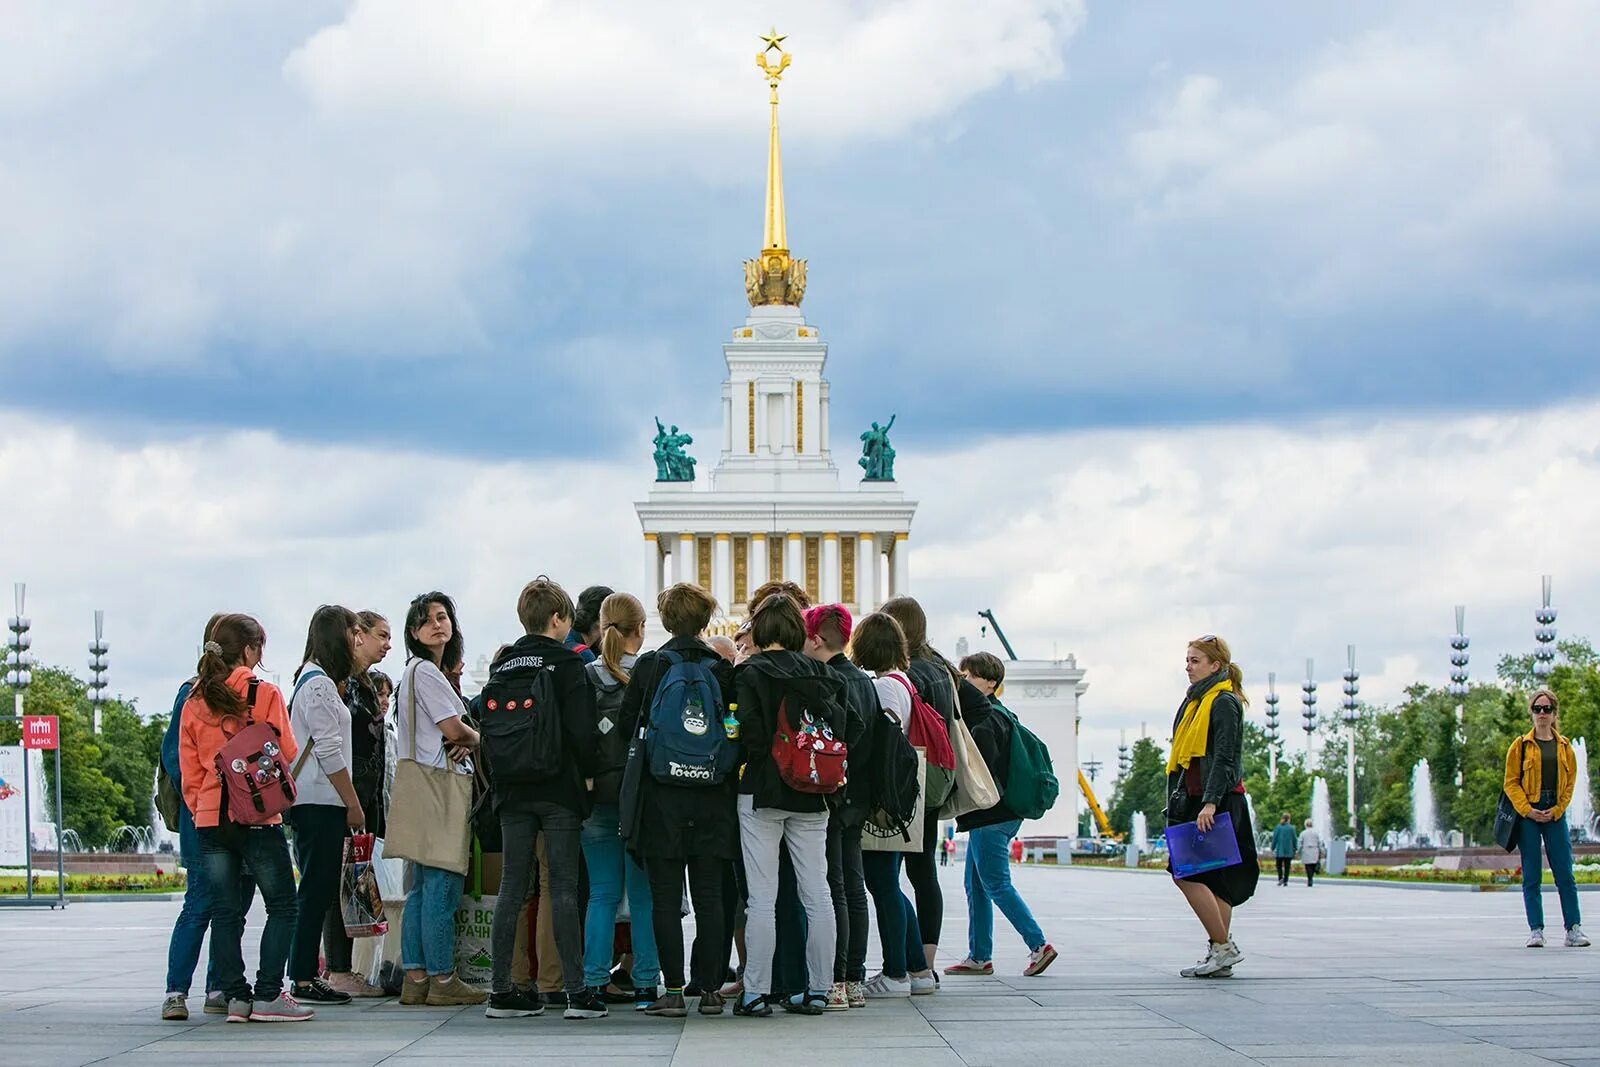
[381,661,473,876]
[941,689,1001,821]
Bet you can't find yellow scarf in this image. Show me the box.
[1167,679,1232,774]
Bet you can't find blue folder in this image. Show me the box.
[1165,812,1243,878]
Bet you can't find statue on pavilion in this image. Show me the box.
[859,415,897,481]
[654,417,697,482]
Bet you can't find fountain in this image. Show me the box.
[1311,777,1333,847]
[59,829,83,853]
[1131,811,1149,855]
[1410,758,1442,848]
[108,825,158,853]
[1572,739,1595,842]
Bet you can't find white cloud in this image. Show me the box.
[6,397,1598,790]
[1123,1,1600,312]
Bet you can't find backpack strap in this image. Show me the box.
[288,667,330,779]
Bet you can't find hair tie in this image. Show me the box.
[203,640,223,655]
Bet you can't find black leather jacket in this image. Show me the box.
[1167,671,1244,807]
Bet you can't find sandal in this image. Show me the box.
[782,992,828,1016]
[732,994,773,1018]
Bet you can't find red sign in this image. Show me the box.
[21,716,58,750]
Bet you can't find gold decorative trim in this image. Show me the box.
[841,535,856,605]
[697,536,713,590]
[769,536,785,580]
[643,532,658,542]
[715,533,731,542]
[734,536,749,606]
[747,381,756,453]
[822,532,838,542]
[894,532,909,542]
[805,536,820,602]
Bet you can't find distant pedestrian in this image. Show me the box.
[1505,688,1588,948]
[941,837,954,867]
[1167,634,1258,979]
[1271,813,1296,887]
[1298,820,1322,887]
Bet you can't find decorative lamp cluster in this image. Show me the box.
[5,583,33,692]
[1533,574,1558,681]
[1341,645,1361,725]
[1301,659,1318,738]
[1448,604,1470,698]
[1264,671,1281,743]
[88,610,109,735]
[1117,732,1131,779]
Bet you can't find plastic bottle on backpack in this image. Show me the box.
[724,702,740,740]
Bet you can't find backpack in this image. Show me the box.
[864,706,920,841]
[586,659,633,804]
[155,763,182,832]
[769,680,849,795]
[996,702,1059,820]
[890,673,956,810]
[645,650,734,787]
[478,652,563,787]
[215,678,307,825]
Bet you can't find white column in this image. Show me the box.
[890,533,909,597]
[870,537,885,607]
[821,534,840,605]
[677,533,697,586]
[643,534,662,607]
[785,534,804,585]
[750,533,769,594]
[713,535,733,610]
[857,533,877,612]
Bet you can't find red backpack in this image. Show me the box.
[891,673,955,771]
[214,678,308,825]
[770,692,849,795]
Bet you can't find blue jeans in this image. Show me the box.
[403,863,465,976]
[165,807,257,995]
[1520,811,1582,931]
[197,822,297,1003]
[966,821,1046,960]
[580,803,659,990]
[862,850,925,978]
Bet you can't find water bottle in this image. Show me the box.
[724,702,741,740]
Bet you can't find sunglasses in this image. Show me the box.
[1532,705,1555,713]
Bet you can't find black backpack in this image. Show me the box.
[863,705,921,842]
[479,651,563,787]
[586,659,633,804]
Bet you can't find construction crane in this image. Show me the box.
[976,610,1122,842]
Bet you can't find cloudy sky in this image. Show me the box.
[4,1,1599,782]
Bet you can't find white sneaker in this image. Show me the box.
[1192,940,1240,978]
[1179,943,1216,978]
[1566,925,1590,947]
[908,972,938,996]
[859,972,911,998]
[1527,928,1546,948]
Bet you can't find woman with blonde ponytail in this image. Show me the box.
[581,592,661,1007]
[1167,634,1259,979]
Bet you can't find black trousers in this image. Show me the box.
[287,805,346,984]
[1275,857,1292,885]
[646,855,727,990]
[902,811,943,948]
[826,818,868,983]
[1305,861,1319,886]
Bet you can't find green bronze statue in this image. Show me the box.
[859,414,896,481]
[653,416,697,482]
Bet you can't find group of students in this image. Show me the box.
[157,580,1059,1024]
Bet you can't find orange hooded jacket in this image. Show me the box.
[178,665,298,828]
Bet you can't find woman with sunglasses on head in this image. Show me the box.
[1506,689,1589,948]
[1168,634,1258,979]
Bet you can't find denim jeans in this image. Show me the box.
[197,822,297,1003]
[493,805,584,995]
[965,820,1046,960]
[288,804,347,983]
[165,806,256,995]
[861,850,926,978]
[825,819,868,983]
[402,863,465,976]
[1520,811,1582,931]
[580,803,660,990]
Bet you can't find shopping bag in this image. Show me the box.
[1166,812,1243,878]
[453,840,496,986]
[340,833,389,938]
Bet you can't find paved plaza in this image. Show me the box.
[2,863,1598,1066]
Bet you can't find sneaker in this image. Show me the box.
[426,974,488,1006]
[225,998,253,1023]
[325,971,388,998]
[1192,940,1241,977]
[825,983,850,1011]
[644,991,687,1018]
[1023,943,1058,977]
[564,989,609,1019]
[250,992,315,1022]
[717,977,744,998]
[400,975,430,1005]
[1527,928,1546,948]
[202,992,228,1015]
[291,978,352,1005]
[597,984,635,1005]
[860,972,911,998]
[909,972,938,996]
[944,958,994,976]
[732,993,772,1018]
[635,985,660,1011]
[698,989,725,1015]
[1180,942,1218,978]
[485,988,545,1018]
[1566,926,1590,948]
[542,989,568,1007]
[161,993,189,1021]
[846,980,866,1008]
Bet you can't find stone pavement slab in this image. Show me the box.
[2,862,1598,1065]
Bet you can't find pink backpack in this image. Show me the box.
[214,678,308,825]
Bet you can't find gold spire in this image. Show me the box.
[745,28,807,307]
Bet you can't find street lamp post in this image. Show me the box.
[1534,575,1557,682]
[5,584,36,900]
[1264,672,1280,783]
[1302,659,1318,771]
[1448,606,1469,788]
[88,611,109,735]
[1342,646,1360,838]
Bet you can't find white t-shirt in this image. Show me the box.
[396,659,471,774]
[873,670,915,733]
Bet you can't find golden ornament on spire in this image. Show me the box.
[745,28,807,307]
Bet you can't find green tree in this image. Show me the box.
[1107,737,1168,835]
[0,668,127,848]
[96,699,162,835]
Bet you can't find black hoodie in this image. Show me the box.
[735,648,847,813]
[486,633,599,818]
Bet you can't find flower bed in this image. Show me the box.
[0,871,187,894]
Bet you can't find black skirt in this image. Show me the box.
[1167,790,1260,906]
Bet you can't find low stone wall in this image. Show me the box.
[28,851,177,875]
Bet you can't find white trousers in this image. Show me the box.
[737,794,836,996]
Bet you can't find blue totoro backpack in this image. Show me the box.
[645,650,734,786]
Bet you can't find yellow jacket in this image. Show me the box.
[1503,730,1576,820]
